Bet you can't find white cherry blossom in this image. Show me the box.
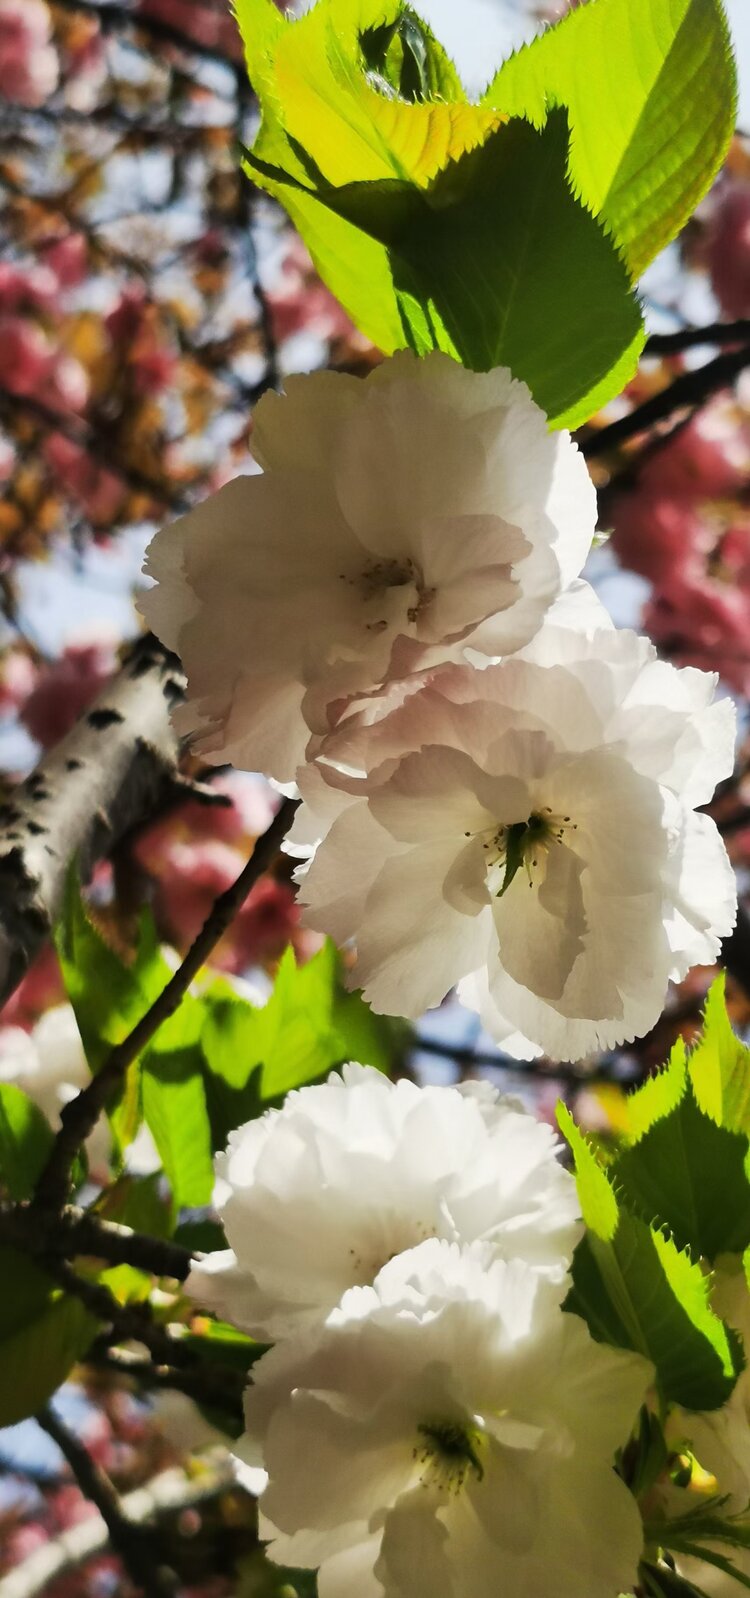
[289,591,736,1061]
[0,1004,112,1173]
[187,1064,581,1340]
[240,1239,649,1598]
[139,352,596,781]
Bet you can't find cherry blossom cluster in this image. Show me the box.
[187,1065,651,1598]
[142,351,737,1062]
[611,391,750,696]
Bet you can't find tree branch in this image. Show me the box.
[0,1204,193,1280]
[36,1404,178,1598]
[0,635,184,1005]
[31,795,299,1215]
[644,318,750,354]
[582,343,750,459]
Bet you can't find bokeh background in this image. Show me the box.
[1,0,750,1592]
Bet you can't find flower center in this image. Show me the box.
[413,1419,486,1494]
[474,808,578,896]
[339,557,435,632]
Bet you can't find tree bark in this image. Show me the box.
[0,635,185,1007]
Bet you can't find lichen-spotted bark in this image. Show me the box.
[0,636,185,1005]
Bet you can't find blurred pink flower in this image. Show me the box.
[707,181,750,319]
[0,945,64,1030]
[137,0,243,58]
[645,572,750,695]
[45,434,125,524]
[0,318,53,397]
[610,487,713,585]
[0,318,88,413]
[20,637,118,748]
[0,647,37,716]
[0,261,59,314]
[266,235,360,348]
[0,0,59,108]
[638,399,750,501]
[39,232,88,289]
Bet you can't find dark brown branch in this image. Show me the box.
[644,319,750,354]
[720,903,750,1001]
[0,1203,193,1280]
[0,635,185,1006]
[32,795,299,1215]
[37,1404,178,1598]
[582,343,750,459]
[43,1256,193,1367]
[83,1343,245,1422]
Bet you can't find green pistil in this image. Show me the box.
[498,812,549,897]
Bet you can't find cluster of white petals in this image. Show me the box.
[289,586,735,1060]
[240,1240,649,1598]
[141,347,737,1063]
[187,1069,650,1598]
[0,1004,112,1172]
[140,351,595,784]
[188,1063,582,1339]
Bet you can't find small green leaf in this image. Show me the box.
[559,1105,742,1410]
[0,1247,98,1426]
[688,976,750,1137]
[0,1084,54,1200]
[141,1000,214,1210]
[200,942,395,1146]
[55,871,174,1152]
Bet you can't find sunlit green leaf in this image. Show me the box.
[0,1247,97,1426]
[613,1038,750,1260]
[0,1084,54,1201]
[688,976,750,1137]
[484,0,736,277]
[559,1106,742,1410]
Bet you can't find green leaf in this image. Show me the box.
[96,1173,174,1239]
[612,1040,750,1260]
[141,998,214,1210]
[641,1562,714,1598]
[55,871,173,1152]
[0,1084,54,1200]
[200,942,394,1146]
[559,1105,742,1410]
[688,976,750,1137]
[238,0,643,424]
[0,1247,97,1426]
[483,0,736,278]
[660,1545,750,1594]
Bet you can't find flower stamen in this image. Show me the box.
[413,1419,486,1493]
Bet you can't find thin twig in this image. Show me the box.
[582,343,750,458]
[83,1343,246,1422]
[644,318,750,354]
[43,1256,193,1368]
[31,796,299,1215]
[37,1405,178,1598]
